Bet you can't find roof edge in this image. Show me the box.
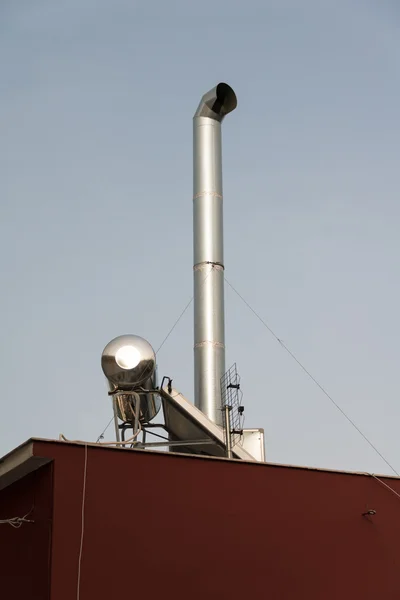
[0,439,52,492]
[3,437,397,482]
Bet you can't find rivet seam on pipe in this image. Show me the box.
[194,340,225,349]
[193,262,224,271]
[193,191,223,199]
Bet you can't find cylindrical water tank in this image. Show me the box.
[101,334,161,423]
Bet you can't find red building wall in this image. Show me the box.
[0,463,53,600]
[27,440,400,600]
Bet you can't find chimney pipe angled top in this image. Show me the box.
[194,82,237,121]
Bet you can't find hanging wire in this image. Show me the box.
[155,267,214,355]
[76,444,88,600]
[95,415,114,443]
[0,507,34,528]
[370,473,400,500]
[225,276,399,477]
[155,296,193,355]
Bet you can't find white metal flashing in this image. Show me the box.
[0,441,52,491]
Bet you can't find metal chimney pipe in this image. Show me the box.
[193,83,237,425]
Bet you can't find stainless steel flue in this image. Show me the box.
[193,83,237,425]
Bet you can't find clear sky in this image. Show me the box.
[1,0,400,474]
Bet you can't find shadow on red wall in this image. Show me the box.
[0,464,53,600]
